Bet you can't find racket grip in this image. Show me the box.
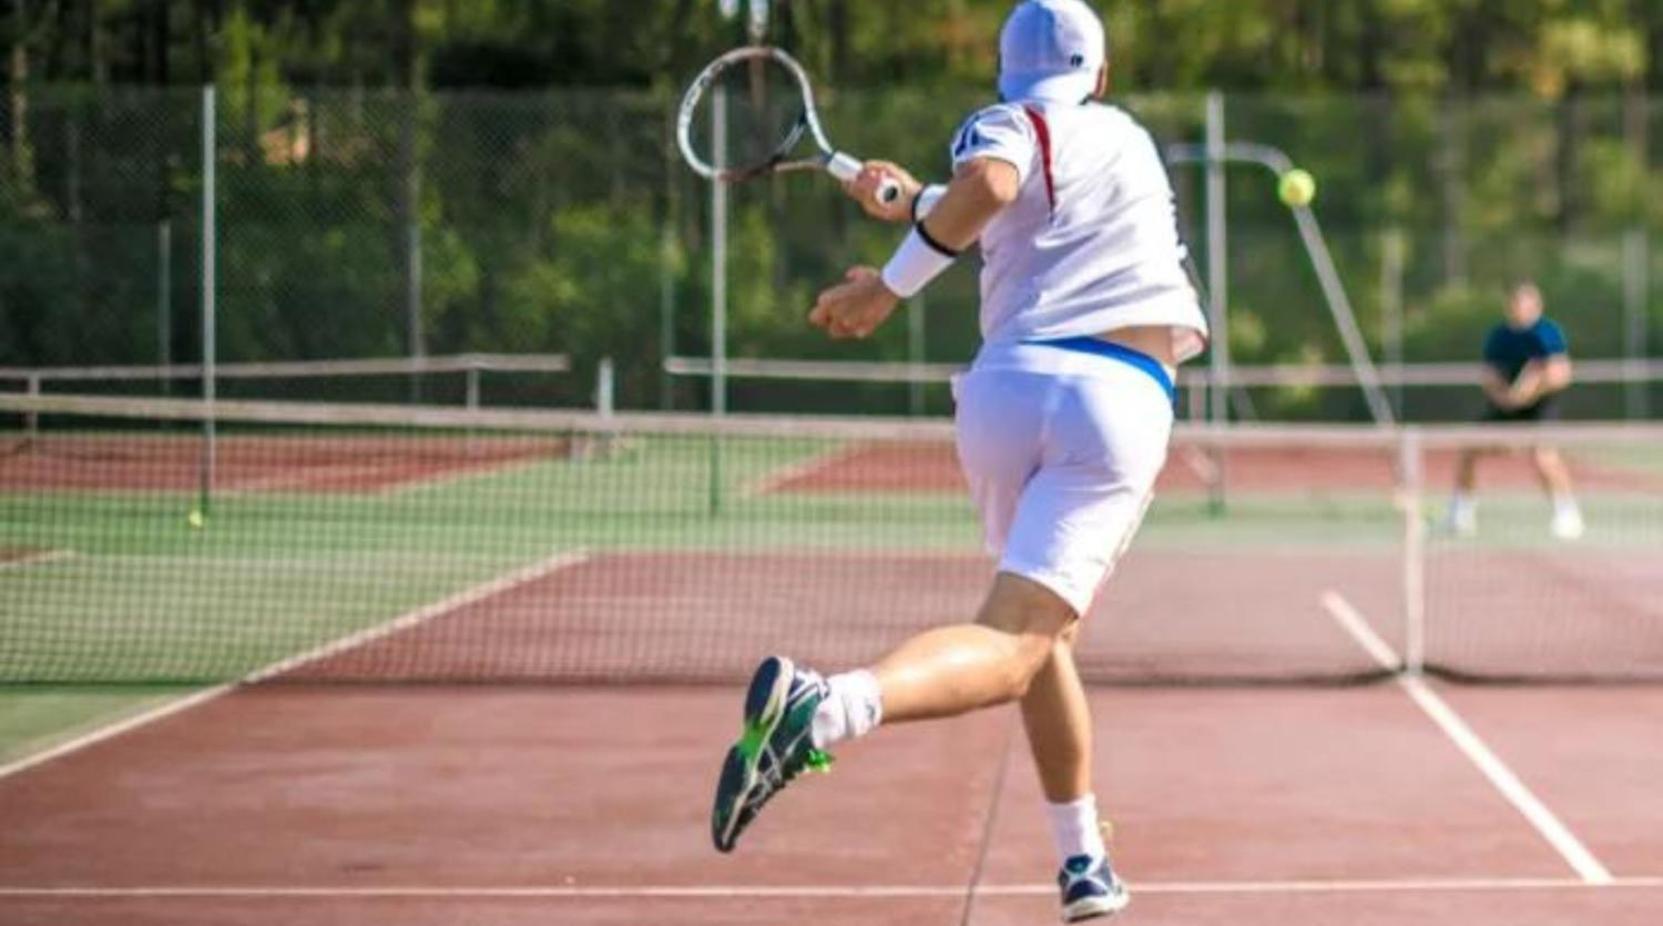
[825,153,862,183]
[828,153,903,206]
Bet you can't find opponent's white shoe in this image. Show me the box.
[1551,506,1585,541]
[1446,500,1478,538]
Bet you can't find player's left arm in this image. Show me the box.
[810,159,1018,338]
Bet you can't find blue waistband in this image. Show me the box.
[1024,337,1176,399]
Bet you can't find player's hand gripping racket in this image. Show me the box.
[678,46,901,205]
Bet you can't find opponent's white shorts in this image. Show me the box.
[953,342,1174,616]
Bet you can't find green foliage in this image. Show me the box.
[4,4,1663,420]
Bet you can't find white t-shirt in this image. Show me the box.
[948,100,1208,365]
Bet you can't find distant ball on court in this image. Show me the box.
[187,509,205,529]
[1278,169,1316,207]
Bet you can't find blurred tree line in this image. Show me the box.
[2,1,1662,419]
[4,1,1657,94]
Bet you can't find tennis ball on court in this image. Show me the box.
[1278,168,1316,207]
[187,509,205,529]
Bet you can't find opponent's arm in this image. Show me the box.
[1479,366,1514,408]
[811,158,1021,340]
[1507,355,1572,407]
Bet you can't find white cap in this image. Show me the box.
[997,0,1107,104]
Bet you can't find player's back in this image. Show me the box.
[964,100,1204,354]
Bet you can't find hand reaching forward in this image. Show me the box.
[809,267,900,340]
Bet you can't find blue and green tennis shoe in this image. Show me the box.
[710,656,834,853]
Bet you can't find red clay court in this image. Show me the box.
[3,549,1661,925]
[0,433,560,494]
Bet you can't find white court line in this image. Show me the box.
[1,876,1659,899]
[0,550,588,783]
[740,443,863,498]
[1320,591,1615,885]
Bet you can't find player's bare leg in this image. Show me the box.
[873,572,1073,721]
[1023,629,1092,802]
[712,572,1074,853]
[1448,447,1490,536]
[1019,613,1128,920]
[847,572,1128,919]
[1531,445,1584,539]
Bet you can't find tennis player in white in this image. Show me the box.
[710,3,1207,919]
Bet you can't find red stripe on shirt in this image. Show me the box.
[1022,104,1056,215]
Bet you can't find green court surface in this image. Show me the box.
[0,686,196,768]
[3,431,1660,765]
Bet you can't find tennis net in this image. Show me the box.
[2,393,1660,686]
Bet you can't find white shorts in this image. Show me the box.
[953,344,1174,616]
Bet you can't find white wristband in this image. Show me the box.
[880,225,958,299]
[911,184,948,221]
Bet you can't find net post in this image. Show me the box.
[596,357,617,459]
[907,292,926,416]
[1399,426,1427,676]
[199,84,217,517]
[464,362,481,456]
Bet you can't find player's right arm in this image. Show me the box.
[1480,366,1514,408]
[847,156,1021,245]
[1479,327,1517,408]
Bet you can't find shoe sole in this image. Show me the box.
[1063,886,1131,922]
[711,656,794,853]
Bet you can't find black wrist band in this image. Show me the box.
[914,221,960,259]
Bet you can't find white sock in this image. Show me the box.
[1046,794,1107,864]
[810,670,883,750]
[1552,493,1580,517]
[1450,493,1475,518]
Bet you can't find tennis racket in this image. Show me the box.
[678,46,900,205]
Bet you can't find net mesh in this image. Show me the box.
[2,394,1661,686]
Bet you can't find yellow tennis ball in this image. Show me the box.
[1278,168,1316,207]
[187,509,205,529]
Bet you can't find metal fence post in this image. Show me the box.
[158,219,172,395]
[708,89,729,515]
[1204,90,1229,513]
[199,84,217,517]
[1623,228,1650,420]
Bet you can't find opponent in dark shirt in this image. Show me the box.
[1481,313,1568,420]
[1450,281,1582,539]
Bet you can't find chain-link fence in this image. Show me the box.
[1,86,1660,420]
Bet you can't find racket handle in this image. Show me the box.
[825,153,862,183]
[828,153,904,206]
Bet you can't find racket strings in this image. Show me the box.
[687,57,808,176]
